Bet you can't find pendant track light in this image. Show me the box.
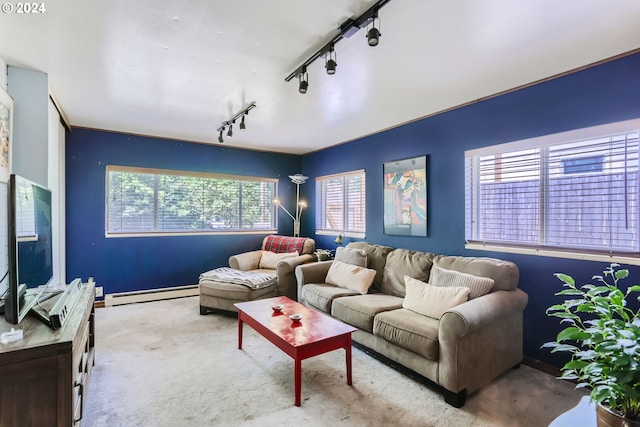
[367,12,381,46]
[298,66,309,94]
[325,45,337,75]
[216,102,256,143]
[284,0,391,93]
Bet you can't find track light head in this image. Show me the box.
[367,26,380,46]
[298,68,309,94]
[239,114,246,130]
[325,45,337,75]
[227,122,233,137]
[218,129,224,143]
[325,59,337,75]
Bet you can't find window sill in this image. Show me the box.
[465,242,640,266]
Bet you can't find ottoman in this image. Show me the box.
[199,267,278,314]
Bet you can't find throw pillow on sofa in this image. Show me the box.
[335,246,367,266]
[326,260,376,295]
[403,275,469,319]
[258,251,299,269]
[429,265,494,299]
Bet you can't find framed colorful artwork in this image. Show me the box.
[0,86,13,183]
[383,155,427,236]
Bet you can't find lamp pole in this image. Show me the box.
[273,174,308,237]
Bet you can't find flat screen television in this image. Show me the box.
[4,174,54,324]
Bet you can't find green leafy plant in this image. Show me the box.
[543,263,640,420]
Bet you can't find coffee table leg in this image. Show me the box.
[237,316,243,350]
[346,336,353,386]
[295,357,302,406]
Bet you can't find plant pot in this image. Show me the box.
[596,403,640,427]
[316,253,329,261]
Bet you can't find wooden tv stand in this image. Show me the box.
[0,283,95,426]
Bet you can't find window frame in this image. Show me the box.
[465,118,640,266]
[315,169,366,239]
[105,165,278,237]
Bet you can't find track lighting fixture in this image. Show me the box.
[216,102,256,143]
[367,13,381,47]
[298,67,308,94]
[284,0,390,92]
[325,45,337,75]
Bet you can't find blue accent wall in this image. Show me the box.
[301,52,640,366]
[66,129,301,295]
[65,52,640,367]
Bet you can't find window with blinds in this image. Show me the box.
[315,170,366,237]
[465,119,640,257]
[106,166,277,236]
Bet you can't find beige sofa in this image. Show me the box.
[295,242,528,407]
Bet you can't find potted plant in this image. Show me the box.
[543,263,640,426]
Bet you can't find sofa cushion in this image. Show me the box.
[258,250,299,269]
[403,275,469,319]
[429,266,494,299]
[301,283,359,313]
[331,294,403,332]
[432,255,519,292]
[199,277,276,300]
[373,308,440,360]
[335,246,367,267]
[325,260,376,295]
[346,242,394,292]
[381,249,434,297]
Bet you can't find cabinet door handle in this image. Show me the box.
[74,381,84,424]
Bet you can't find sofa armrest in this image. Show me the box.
[229,250,262,271]
[295,261,333,301]
[439,289,529,341]
[275,254,316,300]
[295,261,332,285]
[437,288,528,395]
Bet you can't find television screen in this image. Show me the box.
[4,174,53,324]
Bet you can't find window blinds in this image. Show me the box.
[315,170,366,236]
[465,119,640,255]
[107,166,276,234]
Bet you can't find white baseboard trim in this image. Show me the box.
[104,284,199,307]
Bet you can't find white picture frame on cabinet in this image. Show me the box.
[0,85,13,183]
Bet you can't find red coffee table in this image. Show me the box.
[234,296,357,406]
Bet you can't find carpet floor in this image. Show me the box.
[83,296,586,427]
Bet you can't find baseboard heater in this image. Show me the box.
[104,284,199,307]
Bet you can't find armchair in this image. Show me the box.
[199,235,315,314]
[229,235,316,300]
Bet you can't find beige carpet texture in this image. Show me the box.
[83,296,586,427]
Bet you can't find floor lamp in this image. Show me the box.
[273,174,308,237]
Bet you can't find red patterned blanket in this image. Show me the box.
[263,235,307,254]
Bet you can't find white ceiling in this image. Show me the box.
[1,0,639,155]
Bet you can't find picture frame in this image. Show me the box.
[0,85,13,183]
[383,155,427,237]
